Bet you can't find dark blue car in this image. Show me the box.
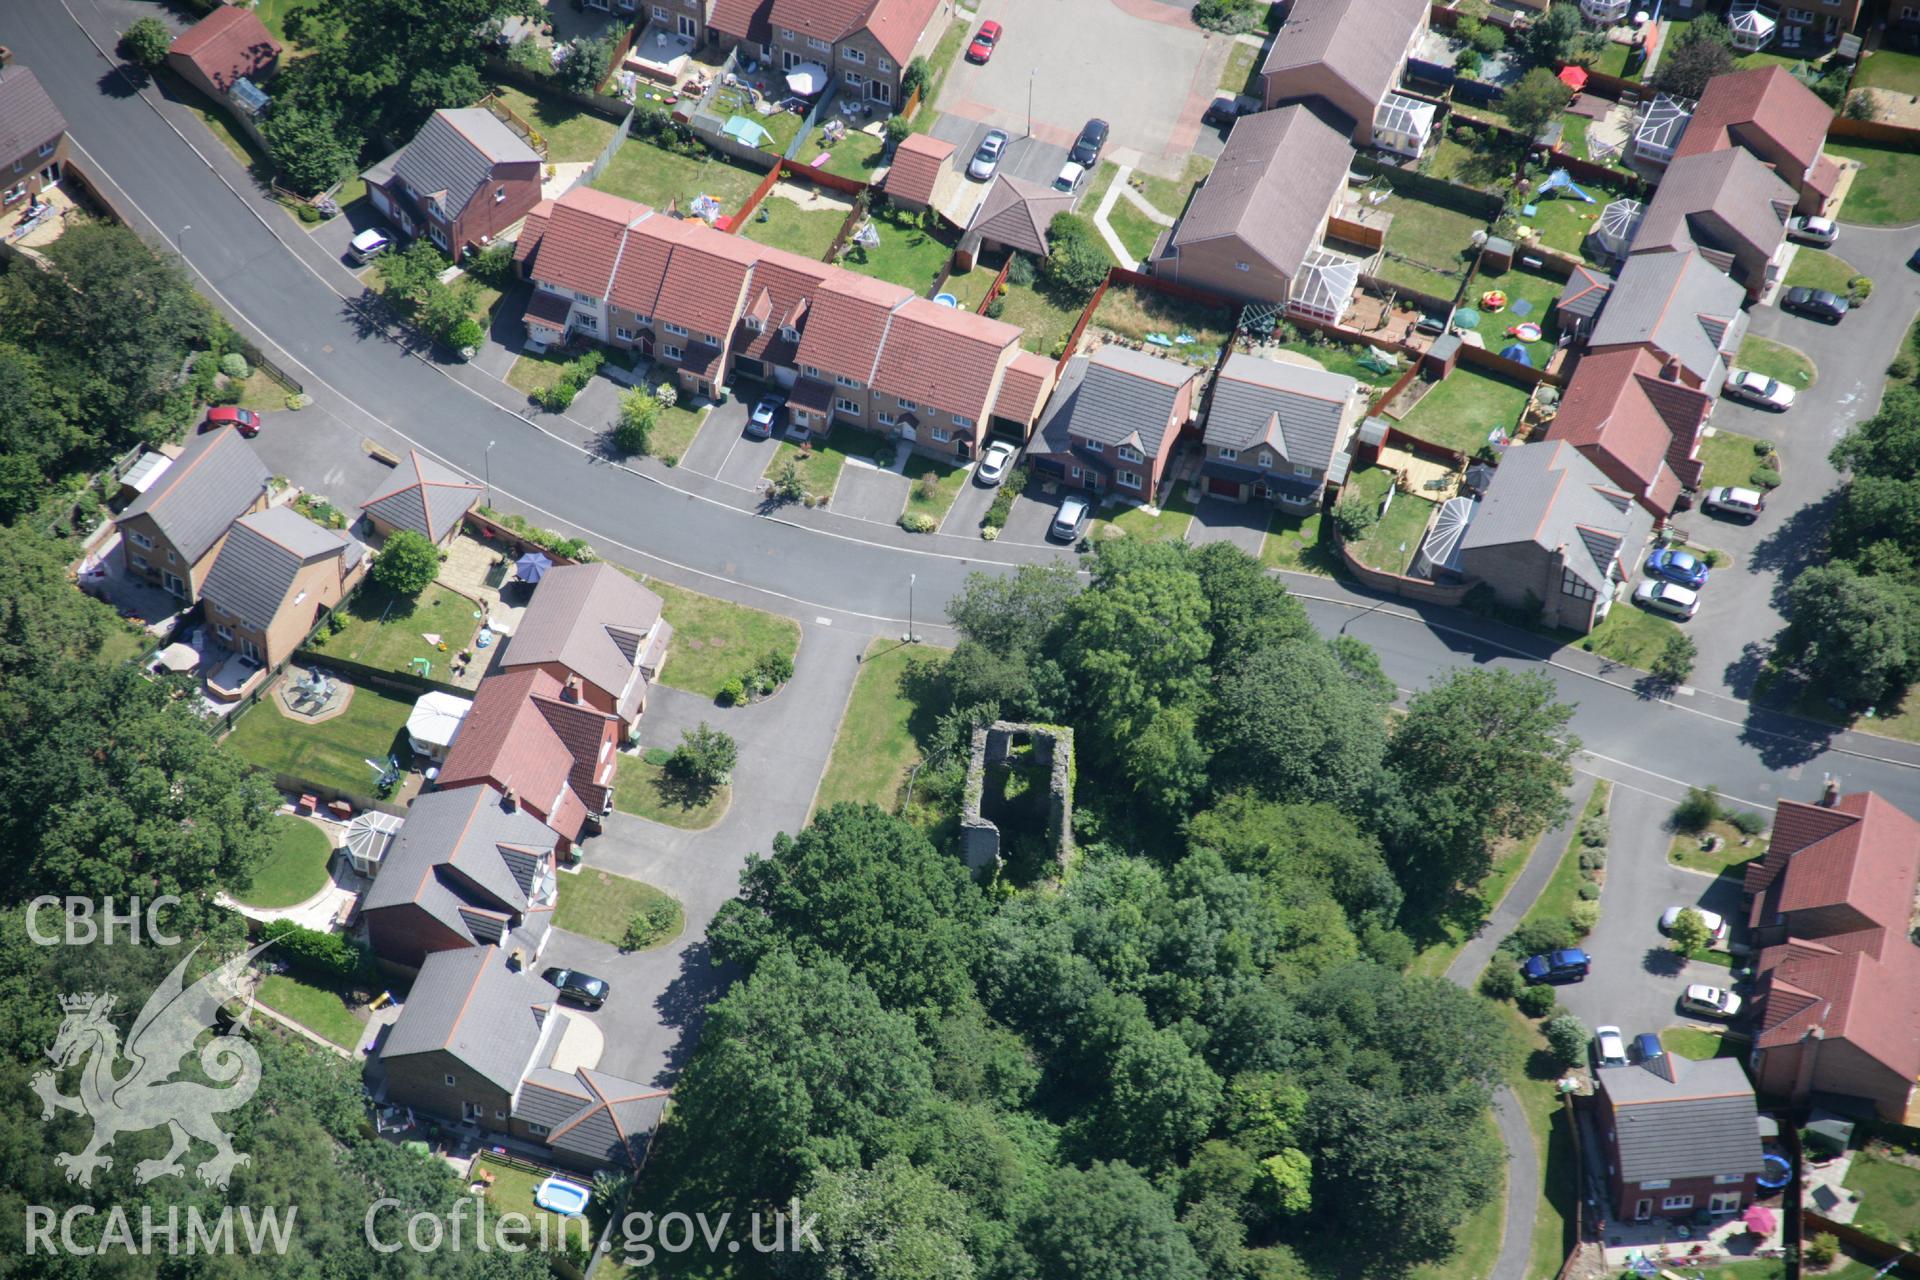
[1646,548,1709,589]
[1522,948,1591,985]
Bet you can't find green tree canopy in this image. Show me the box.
[1207,639,1390,810]
[1782,562,1920,708]
[1004,1162,1203,1280]
[1503,67,1573,139]
[371,528,441,596]
[791,1155,976,1280]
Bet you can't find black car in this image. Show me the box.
[1781,286,1848,323]
[1203,93,1246,127]
[1069,118,1109,168]
[542,967,611,1009]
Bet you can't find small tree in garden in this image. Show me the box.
[654,381,678,409]
[622,896,681,950]
[1667,907,1712,957]
[1650,631,1697,687]
[668,722,737,792]
[614,388,658,456]
[1503,68,1573,141]
[119,18,173,69]
[1672,785,1720,835]
[1544,1014,1589,1067]
[371,529,440,597]
[884,115,912,148]
[901,56,931,105]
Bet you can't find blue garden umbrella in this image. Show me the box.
[515,551,553,583]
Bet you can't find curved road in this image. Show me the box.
[15,6,1920,1277]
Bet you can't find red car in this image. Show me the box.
[966,20,1001,63]
[200,406,263,438]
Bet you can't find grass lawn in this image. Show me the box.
[1846,1154,1920,1246]
[1530,780,1607,924]
[1698,428,1774,493]
[233,815,334,909]
[645,402,711,463]
[1786,248,1859,296]
[1424,135,1514,191]
[473,1155,581,1246]
[1090,488,1198,543]
[1266,330,1403,386]
[817,127,888,181]
[1406,830,1536,977]
[1663,1026,1742,1061]
[252,0,317,47]
[1737,336,1815,388]
[1476,264,1564,366]
[641,578,800,700]
[223,681,414,796]
[160,67,269,178]
[903,454,967,523]
[765,422,885,500]
[507,349,575,399]
[1495,1005,1581,1280]
[1349,484,1434,576]
[841,212,955,295]
[816,639,949,813]
[230,366,296,413]
[1523,192,1613,263]
[1376,192,1490,300]
[1578,597,1682,670]
[1668,819,1768,877]
[1407,1116,1508,1280]
[996,281,1088,357]
[1260,506,1339,576]
[945,251,1006,313]
[1106,197,1165,263]
[1858,48,1920,94]
[613,754,728,829]
[1221,40,1263,98]
[739,196,847,261]
[553,868,684,950]
[591,137,766,218]
[1091,283,1233,356]
[1825,141,1920,227]
[323,584,483,678]
[1130,155,1213,221]
[489,86,616,163]
[1397,366,1533,456]
[254,973,364,1050]
[1588,37,1635,78]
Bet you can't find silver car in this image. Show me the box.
[1722,368,1795,411]
[1680,984,1743,1020]
[975,440,1017,486]
[1049,493,1090,541]
[968,130,1009,182]
[1633,580,1699,620]
[1787,215,1838,248]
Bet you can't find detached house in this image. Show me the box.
[1586,248,1747,397]
[708,0,949,108]
[199,505,368,669]
[364,108,543,260]
[0,62,67,212]
[1201,353,1365,511]
[373,945,668,1170]
[1258,0,1430,147]
[1029,345,1202,503]
[361,787,560,971]
[1547,346,1713,518]
[1674,66,1840,217]
[165,6,281,124]
[436,667,623,850]
[1633,147,1793,301]
[1595,1055,1768,1223]
[1744,792,1920,1122]
[500,562,669,739]
[115,427,270,605]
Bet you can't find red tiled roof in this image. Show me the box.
[169,6,281,93]
[652,229,760,341]
[867,0,943,65]
[731,249,832,366]
[885,132,953,207]
[871,297,1018,422]
[1748,792,1920,948]
[525,288,572,331]
[536,188,649,300]
[606,212,689,319]
[769,0,874,44]
[1754,937,1920,1090]
[1547,347,1706,511]
[1673,65,1830,182]
[793,272,914,384]
[709,0,774,45]
[515,199,555,266]
[990,351,1057,426]
[439,669,611,841]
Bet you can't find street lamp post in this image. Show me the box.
[1027,69,1035,138]
[485,440,496,508]
[907,572,917,644]
[175,224,190,257]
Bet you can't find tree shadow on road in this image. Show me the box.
[1744,489,1838,609]
[1720,638,1773,702]
[650,941,734,1088]
[1642,947,1688,978]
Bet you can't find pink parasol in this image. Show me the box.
[1741,1204,1777,1235]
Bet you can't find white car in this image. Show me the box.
[1052,161,1087,194]
[1634,580,1699,620]
[1660,905,1730,947]
[1788,215,1838,248]
[1680,984,1744,1020]
[967,130,1009,182]
[1702,485,1765,522]
[348,227,392,264]
[1594,1025,1629,1068]
[1722,368,1796,411]
[748,395,783,438]
[975,440,1017,486]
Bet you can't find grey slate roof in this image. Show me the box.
[969,175,1075,258]
[359,450,483,544]
[504,563,663,709]
[1165,102,1354,284]
[1260,0,1429,122]
[1205,351,1360,475]
[1038,346,1196,458]
[363,786,559,940]
[119,427,271,564]
[200,505,357,631]
[372,108,539,217]
[545,1069,668,1167]
[1588,248,1746,396]
[0,65,65,164]
[1556,264,1614,325]
[1459,440,1651,594]
[381,945,549,1094]
[1599,1056,1767,1184]
[1634,147,1793,273]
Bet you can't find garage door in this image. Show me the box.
[1208,477,1241,498]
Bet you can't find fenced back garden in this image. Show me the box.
[739,194,850,260]
[589,125,767,215]
[313,584,485,680]
[1371,187,1493,302]
[221,677,416,800]
[1084,282,1235,368]
[1393,364,1535,456]
[840,208,957,295]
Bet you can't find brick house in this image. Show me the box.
[360,787,560,972]
[1632,147,1794,302]
[0,61,67,212]
[1258,0,1430,146]
[363,109,543,260]
[1674,67,1840,217]
[709,0,951,108]
[500,562,669,739]
[1200,351,1366,512]
[1743,792,1920,1122]
[1547,346,1713,519]
[1585,247,1747,397]
[114,427,271,606]
[165,6,281,110]
[1595,1055,1767,1223]
[1028,345,1202,503]
[198,505,367,669]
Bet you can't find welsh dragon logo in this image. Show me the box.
[32,944,268,1190]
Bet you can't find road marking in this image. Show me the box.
[1575,753,1769,813]
[814,617,833,625]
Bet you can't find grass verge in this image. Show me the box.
[255,973,363,1050]
[613,755,728,830]
[642,578,801,701]
[1736,335,1815,388]
[815,639,949,814]
[554,869,684,950]
[1668,820,1768,876]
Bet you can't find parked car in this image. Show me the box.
[1680,984,1744,1020]
[1660,905,1730,947]
[748,395,783,438]
[1632,1032,1665,1064]
[541,967,610,1010]
[348,227,391,264]
[1702,485,1765,522]
[1052,161,1087,194]
[966,20,1001,63]
[1069,118,1109,168]
[1646,547,1709,589]
[1049,493,1091,542]
[1522,948,1590,984]
[968,129,1009,182]
[200,406,263,438]
[976,440,1017,486]
[1722,368,1796,411]
[1203,92,1248,127]
[1787,215,1838,248]
[1782,286,1849,323]
[1594,1025,1630,1068]
[1633,579,1700,620]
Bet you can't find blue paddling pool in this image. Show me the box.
[934,292,959,307]
[535,1176,592,1216]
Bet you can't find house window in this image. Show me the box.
[429,224,449,250]
[38,141,55,158]
[835,373,860,388]
[131,555,149,572]
[780,27,796,39]
[654,4,669,17]
[1293,464,1315,477]
[808,36,832,51]
[780,325,799,342]
[634,313,652,327]
[526,1122,550,1136]
[1639,1180,1671,1191]
[1117,471,1142,490]
[664,321,689,337]
[743,315,763,332]
[216,624,234,642]
[803,364,823,378]
[1218,447,1237,461]
[1235,261,1250,272]
[842,46,865,63]
[662,344,682,360]
[494,185,507,203]
[1258,450,1273,467]
[1661,1195,1694,1212]
[166,550,177,564]
[879,57,894,73]
[1713,1174,1745,1185]
[1070,465,1083,479]
[575,312,598,332]
[1116,445,1143,463]
[128,530,154,550]
[2,182,24,203]
[836,397,861,415]
[953,414,973,428]
[931,427,951,442]
[574,291,595,303]
[444,1074,457,1087]
[1083,440,1103,453]
[898,396,917,410]
[494,1110,506,1120]
[878,412,895,426]
[616,326,635,340]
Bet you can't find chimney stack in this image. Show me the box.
[502,786,518,811]
[1661,356,1682,382]
[1822,777,1840,807]
[562,675,582,704]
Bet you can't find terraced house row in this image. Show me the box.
[514,186,1044,463]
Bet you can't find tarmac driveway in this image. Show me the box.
[1186,495,1269,555]
[931,117,1071,190]
[997,484,1071,546]
[942,469,1002,535]
[678,397,752,477]
[832,463,909,524]
[716,429,785,490]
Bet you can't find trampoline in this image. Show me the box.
[1757,1153,1792,1189]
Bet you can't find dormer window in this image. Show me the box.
[743,315,763,332]
[781,325,799,342]
[1117,445,1143,464]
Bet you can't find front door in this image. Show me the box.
[462,1101,482,1121]
[899,421,916,442]
[1633,1200,1652,1222]
[163,571,186,598]
[678,13,697,37]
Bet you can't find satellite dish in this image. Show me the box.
[1633,10,1649,23]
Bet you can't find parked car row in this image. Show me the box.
[968,117,1109,185]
